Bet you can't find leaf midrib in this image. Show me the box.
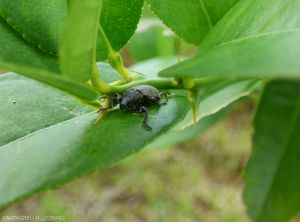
[256,92,300,220]
[198,0,213,30]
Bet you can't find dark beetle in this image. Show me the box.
[99,85,168,130]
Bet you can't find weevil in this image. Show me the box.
[98,85,169,130]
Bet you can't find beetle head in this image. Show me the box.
[111,93,122,106]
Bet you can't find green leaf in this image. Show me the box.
[96,62,121,83]
[0,63,119,147]
[130,57,181,77]
[176,79,261,129]
[201,0,300,51]
[145,107,229,149]
[0,62,99,103]
[0,62,189,206]
[127,21,176,61]
[0,97,189,207]
[97,0,144,60]
[60,0,102,82]
[159,0,300,78]
[201,0,240,25]
[244,80,300,222]
[0,0,66,55]
[0,0,144,69]
[0,18,59,73]
[0,0,109,101]
[146,0,239,45]
[160,30,300,79]
[0,73,92,146]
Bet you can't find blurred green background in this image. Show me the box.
[0,4,266,222]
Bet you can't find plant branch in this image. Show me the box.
[105,77,220,94]
[91,63,113,94]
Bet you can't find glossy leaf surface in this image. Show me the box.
[147,0,239,45]
[97,0,144,60]
[160,30,300,79]
[0,0,143,69]
[160,0,300,78]
[0,74,92,146]
[0,63,120,147]
[0,18,58,73]
[0,0,66,55]
[201,0,300,51]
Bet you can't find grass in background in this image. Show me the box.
[0,102,253,222]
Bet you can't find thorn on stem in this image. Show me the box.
[189,90,199,128]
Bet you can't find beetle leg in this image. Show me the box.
[139,106,152,131]
[97,97,115,113]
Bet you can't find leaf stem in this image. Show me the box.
[104,77,219,94]
[98,24,140,81]
[183,77,195,89]
[98,24,114,53]
[79,98,101,109]
[108,52,133,81]
[111,78,180,93]
[188,90,200,128]
[91,63,113,94]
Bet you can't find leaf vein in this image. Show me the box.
[216,28,300,49]
[198,0,213,30]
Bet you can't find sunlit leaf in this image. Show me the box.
[0,0,66,55]
[147,0,239,45]
[160,0,300,79]
[160,30,300,79]
[97,0,144,60]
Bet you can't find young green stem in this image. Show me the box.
[98,24,139,81]
[91,63,113,94]
[108,53,134,81]
[112,78,179,93]
[188,90,200,128]
[183,77,195,89]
